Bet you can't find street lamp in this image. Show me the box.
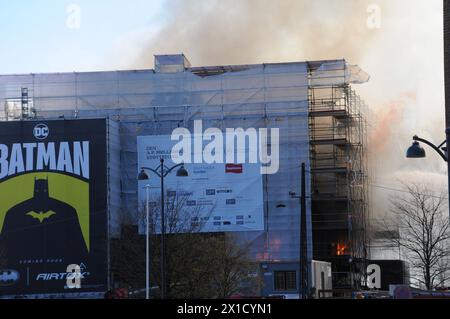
[138,158,189,299]
[406,135,447,161]
[406,130,450,219]
[406,141,426,159]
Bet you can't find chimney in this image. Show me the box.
[154,54,191,73]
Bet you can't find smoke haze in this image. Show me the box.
[109,0,448,220]
[116,0,380,68]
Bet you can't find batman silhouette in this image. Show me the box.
[1,178,88,265]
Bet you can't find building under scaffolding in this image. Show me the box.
[0,55,369,296]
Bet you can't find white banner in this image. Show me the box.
[137,135,264,234]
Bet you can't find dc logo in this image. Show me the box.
[33,124,49,140]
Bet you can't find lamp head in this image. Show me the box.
[406,141,426,159]
[176,165,189,177]
[138,169,149,181]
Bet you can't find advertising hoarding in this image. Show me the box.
[0,119,108,296]
[137,135,265,234]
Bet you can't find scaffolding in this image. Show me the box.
[308,61,369,290]
[0,56,370,291]
[4,87,36,120]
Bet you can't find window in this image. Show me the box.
[274,271,297,291]
[333,241,349,256]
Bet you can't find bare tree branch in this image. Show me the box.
[381,182,450,290]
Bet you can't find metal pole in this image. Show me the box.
[300,162,308,299]
[447,128,450,220]
[160,158,166,299]
[443,0,450,230]
[444,0,450,128]
[146,185,150,300]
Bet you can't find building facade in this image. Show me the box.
[0,55,369,297]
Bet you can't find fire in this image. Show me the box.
[335,242,348,256]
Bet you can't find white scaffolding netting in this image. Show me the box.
[0,59,365,262]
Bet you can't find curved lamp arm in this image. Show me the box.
[141,163,185,178]
[413,135,448,162]
[163,163,185,177]
[141,166,162,178]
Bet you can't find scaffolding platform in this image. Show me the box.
[309,109,350,118]
[310,166,348,174]
[310,138,350,146]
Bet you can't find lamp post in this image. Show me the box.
[144,184,151,300]
[406,129,450,219]
[289,162,309,299]
[138,158,189,299]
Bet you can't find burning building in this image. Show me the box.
[0,54,369,298]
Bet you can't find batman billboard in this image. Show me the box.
[0,119,108,296]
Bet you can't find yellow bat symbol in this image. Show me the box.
[26,211,56,223]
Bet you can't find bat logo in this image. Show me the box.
[26,211,56,223]
[0,270,20,286]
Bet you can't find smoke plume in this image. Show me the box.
[113,0,447,223]
[128,0,380,68]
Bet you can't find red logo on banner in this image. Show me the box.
[225,164,243,174]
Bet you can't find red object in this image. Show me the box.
[105,288,129,299]
[226,164,243,174]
